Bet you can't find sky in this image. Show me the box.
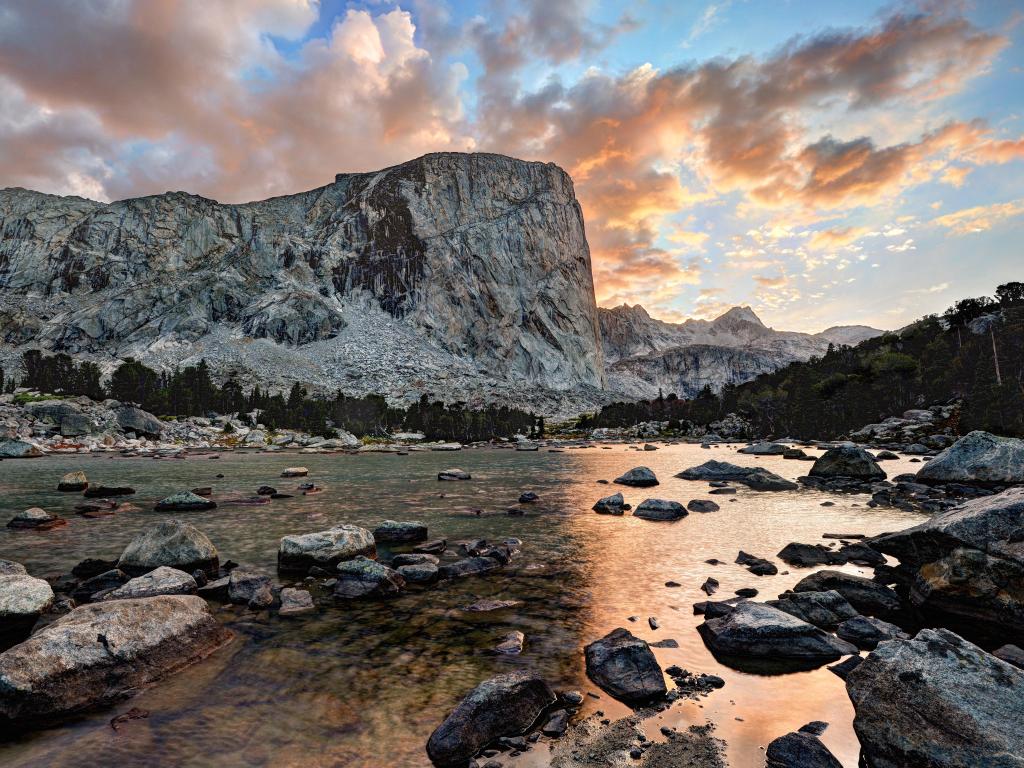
[0,1,1022,333]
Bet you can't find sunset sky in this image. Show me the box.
[1,1,1021,332]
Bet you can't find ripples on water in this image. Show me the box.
[0,444,931,767]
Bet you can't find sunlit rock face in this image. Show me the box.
[0,153,605,413]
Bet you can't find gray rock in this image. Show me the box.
[676,460,757,481]
[494,631,525,655]
[0,560,27,575]
[614,466,659,487]
[153,491,217,512]
[0,570,54,649]
[438,557,503,579]
[915,430,1024,485]
[846,628,1024,768]
[72,569,130,603]
[0,440,42,458]
[426,671,556,767]
[584,628,667,704]
[117,520,219,576]
[373,520,428,544]
[735,551,778,576]
[767,590,859,629]
[280,467,308,477]
[0,596,231,723]
[698,602,856,663]
[738,442,787,455]
[397,562,439,584]
[809,446,885,480]
[7,507,66,530]
[835,615,908,650]
[592,492,625,515]
[278,587,315,617]
[994,644,1024,669]
[101,567,197,600]
[874,450,899,461]
[114,406,164,438]
[766,731,842,768]
[227,569,275,608]
[687,499,720,513]
[438,468,472,481]
[792,570,900,616]
[57,470,88,492]
[334,557,405,599]
[633,499,687,521]
[277,524,376,573]
[741,470,799,491]
[392,553,439,567]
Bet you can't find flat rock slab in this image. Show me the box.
[373,520,428,544]
[278,524,376,573]
[0,596,231,723]
[101,566,197,600]
[792,570,900,616]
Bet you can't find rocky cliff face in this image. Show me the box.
[0,153,604,412]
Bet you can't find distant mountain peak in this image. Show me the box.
[713,305,765,327]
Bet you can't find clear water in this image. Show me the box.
[0,444,929,767]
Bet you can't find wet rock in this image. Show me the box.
[874,450,899,461]
[101,567,197,600]
[827,655,862,680]
[494,631,525,655]
[426,671,555,767]
[57,471,88,492]
[227,569,275,608]
[114,406,164,438]
[518,492,539,503]
[651,638,679,648]
[809,446,885,481]
[117,520,219,577]
[767,590,858,630]
[373,520,428,544]
[196,576,229,601]
[438,468,471,481]
[415,539,448,555]
[0,568,54,649]
[7,507,67,531]
[687,499,719,513]
[846,628,1024,768]
[585,628,666,704]
[792,570,900,616]
[698,602,856,663]
[994,644,1024,669]
[592,492,625,515]
[190,487,212,497]
[0,440,43,458]
[71,558,118,579]
[677,461,757,482]
[256,485,277,496]
[438,557,503,579]
[277,524,376,573]
[708,487,736,495]
[633,499,687,521]
[835,615,908,650]
[735,587,758,598]
[613,467,659,487]
[398,562,439,584]
[742,470,798,491]
[738,442,787,455]
[278,587,315,617]
[334,557,405,599]
[153,491,217,512]
[393,553,439,567]
[83,485,135,498]
[72,569,130,602]
[280,466,308,477]
[463,598,522,612]
[693,598,745,618]
[765,730,842,768]
[701,578,719,596]
[735,551,778,576]
[542,709,569,736]
[783,448,808,460]
[0,596,231,723]
[915,430,1024,485]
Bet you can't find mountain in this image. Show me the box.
[599,304,883,399]
[0,153,605,413]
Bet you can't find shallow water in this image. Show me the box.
[0,443,930,767]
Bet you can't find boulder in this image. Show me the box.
[676,460,758,481]
[153,491,217,512]
[397,562,439,584]
[438,557,503,579]
[426,671,555,767]
[915,430,1024,485]
[584,628,667,704]
[735,551,778,576]
[809,446,885,480]
[994,644,1024,669]
[687,499,720,513]
[874,450,899,461]
[698,602,856,663]
[0,440,43,458]
[227,569,274,608]
[277,524,376,573]
[117,520,219,576]
[632,499,687,521]
[0,570,54,649]
[438,468,471,481]
[613,467,659,487]
[114,406,164,438]
[846,628,1024,768]
[742,470,799,491]
[280,466,308,477]
[0,596,231,722]
[278,588,315,617]
[835,615,908,650]
[792,570,900,616]
[7,507,66,530]
[101,567,197,600]
[373,520,428,544]
[738,442,787,455]
[777,543,845,567]
[766,590,859,630]
[766,731,842,768]
[334,557,405,599]
[592,492,625,515]
[392,553,439,567]
[57,471,88,492]
[866,487,1024,628]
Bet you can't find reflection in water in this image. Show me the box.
[0,445,929,767]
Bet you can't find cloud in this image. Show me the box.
[754,274,789,288]
[685,3,731,46]
[807,226,870,250]
[933,198,1024,235]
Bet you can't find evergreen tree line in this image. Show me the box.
[10,352,542,442]
[581,282,1024,440]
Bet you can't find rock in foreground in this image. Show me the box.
[0,569,54,649]
[846,628,1024,768]
[0,596,230,723]
[584,628,666,704]
[766,730,842,768]
[915,430,1024,485]
[426,671,555,767]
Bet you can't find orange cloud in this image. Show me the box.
[933,199,1024,235]
[807,226,871,250]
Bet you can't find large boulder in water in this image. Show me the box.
[0,567,54,649]
[915,430,1024,485]
[426,671,555,767]
[792,570,900,616]
[277,524,376,573]
[592,492,625,515]
[613,466,659,487]
[846,628,1024,768]
[809,446,885,480]
[0,596,231,723]
[632,499,687,521]
[676,460,757,481]
[117,520,219,576]
[114,405,164,438]
[0,440,42,458]
[867,487,1024,629]
[57,471,88,492]
[698,602,856,664]
[584,628,667,704]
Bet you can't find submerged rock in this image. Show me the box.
[278,587,315,617]
[592,492,626,515]
[809,446,885,480]
[117,520,219,577]
[277,524,376,573]
[0,596,230,723]
[101,567,197,601]
[153,491,217,512]
[334,557,405,599]
[915,430,1024,485]
[792,570,900,616]
[846,628,1024,768]
[633,499,687,521]
[613,466,659,487]
[426,671,556,767]
[698,602,856,663]
[373,520,428,544]
[83,485,135,498]
[584,628,666,704]
[57,471,88,492]
[438,557,503,579]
